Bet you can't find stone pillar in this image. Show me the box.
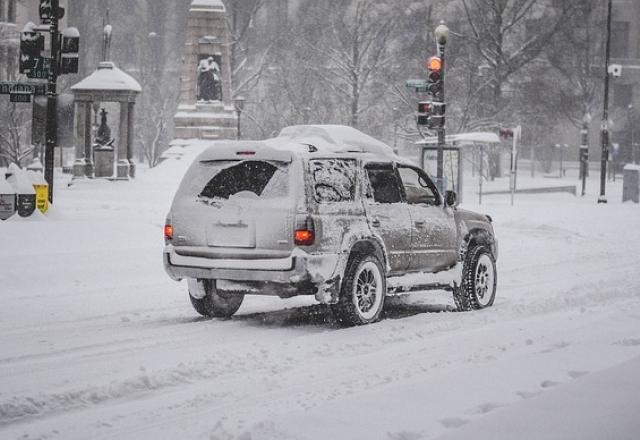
[84,102,94,177]
[127,102,135,178]
[116,101,130,180]
[72,101,86,178]
[0,0,6,22]
[0,46,7,81]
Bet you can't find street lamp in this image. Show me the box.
[580,112,591,196]
[434,21,449,192]
[598,0,613,204]
[234,96,246,140]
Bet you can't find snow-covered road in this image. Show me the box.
[1,160,639,440]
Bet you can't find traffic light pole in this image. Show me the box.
[598,0,612,204]
[436,43,445,190]
[45,0,59,203]
[434,23,448,194]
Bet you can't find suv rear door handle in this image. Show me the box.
[415,220,426,228]
[371,218,381,227]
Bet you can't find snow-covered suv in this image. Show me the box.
[163,125,498,325]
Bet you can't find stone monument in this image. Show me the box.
[174,0,237,140]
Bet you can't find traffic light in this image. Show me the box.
[60,27,80,74]
[426,56,443,99]
[39,0,52,23]
[19,30,45,74]
[499,128,514,140]
[417,101,431,126]
[417,101,446,129]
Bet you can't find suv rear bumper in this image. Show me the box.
[163,245,343,302]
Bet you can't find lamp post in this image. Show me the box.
[628,104,636,164]
[580,113,591,196]
[234,96,245,140]
[434,22,449,192]
[599,0,613,204]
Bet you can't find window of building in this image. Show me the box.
[613,83,633,109]
[7,0,16,22]
[611,21,629,59]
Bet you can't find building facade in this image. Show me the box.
[611,0,640,164]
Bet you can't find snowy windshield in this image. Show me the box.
[195,160,289,202]
[310,159,356,203]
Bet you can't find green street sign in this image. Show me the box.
[0,82,48,96]
[10,91,32,103]
[26,57,50,79]
[406,79,429,92]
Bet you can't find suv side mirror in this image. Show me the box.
[445,190,457,207]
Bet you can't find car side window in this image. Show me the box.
[397,166,440,206]
[365,165,403,204]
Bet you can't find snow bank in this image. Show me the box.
[6,167,35,194]
[0,176,15,194]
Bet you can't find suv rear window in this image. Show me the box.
[198,160,289,201]
[310,159,356,203]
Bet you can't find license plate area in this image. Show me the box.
[206,217,256,248]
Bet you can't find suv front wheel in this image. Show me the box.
[188,279,244,318]
[332,254,386,326]
[453,245,497,311]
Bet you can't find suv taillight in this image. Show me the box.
[164,224,173,241]
[294,216,315,246]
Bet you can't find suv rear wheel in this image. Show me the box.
[453,245,497,311]
[332,254,386,326]
[188,279,244,318]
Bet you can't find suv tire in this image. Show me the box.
[188,279,244,318]
[454,245,497,311]
[333,254,386,326]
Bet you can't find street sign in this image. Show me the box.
[10,91,32,103]
[0,82,48,96]
[26,57,50,79]
[406,79,429,93]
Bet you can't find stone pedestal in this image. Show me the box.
[173,0,238,140]
[175,102,237,140]
[94,149,115,178]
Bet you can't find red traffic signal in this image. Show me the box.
[418,101,431,114]
[499,128,514,140]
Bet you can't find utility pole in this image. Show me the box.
[598,0,613,204]
[44,0,60,204]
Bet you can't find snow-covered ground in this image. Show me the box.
[1,153,640,440]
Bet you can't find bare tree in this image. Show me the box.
[547,0,604,125]
[452,0,574,177]
[0,101,33,167]
[299,1,397,128]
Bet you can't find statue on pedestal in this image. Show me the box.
[197,56,222,102]
[94,108,115,149]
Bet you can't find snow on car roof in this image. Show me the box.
[192,125,400,163]
[274,125,396,156]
